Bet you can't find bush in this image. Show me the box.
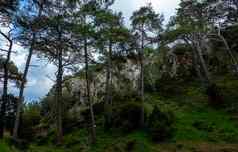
[207,83,223,106]
[147,106,175,142]
[192,120,215,132]
[155,76,186,97]
[81,102,105,122]
[63,113,84,134]
[19,103,42,141]
[111,102,144,132]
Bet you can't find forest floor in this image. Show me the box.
[1,74,238,152]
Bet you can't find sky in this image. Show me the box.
[1,0,181,102]
[112,0,180,24]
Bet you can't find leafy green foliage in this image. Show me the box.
[110,102,144,132]
[19,102,42,140]
[0,57,23,84]
[206,83,223,106]
[2,0,238,151]
[147,106,175,142]
[130,3,163,34]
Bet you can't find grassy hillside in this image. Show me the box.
[1,75,238,152]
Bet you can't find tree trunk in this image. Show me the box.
[13,2,43,140]
[194,39,211,85]
[105,41,112,128]
[13,33,36,140]
[140,30,145,127]
[84,37,96,144]
[55,31,63,145]
[183,38,205,84]
[192,48,205,83]
[218,34,238,72]
[216,25,238,70]
[0,33,12,139]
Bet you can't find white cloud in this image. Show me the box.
[112,0,180,25]
[22,56,56,101]
[11,44,27,68]
[150,0,180,19]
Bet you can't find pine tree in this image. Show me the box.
[0,0,18,139]
[130,4,163,126]
[13,0,44,141]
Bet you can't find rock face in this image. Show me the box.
[69,58,140,105]
[166,50,193,77]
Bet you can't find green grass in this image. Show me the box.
[146,78,238,143]
[2,75,238,151]
[174,107,238,142]
[0,141,11,152]
[2,100,238,152]
[28,145,66,152]
[0,139,19,152]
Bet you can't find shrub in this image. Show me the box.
[207,83,223,106]
[155,76,185,97]
[125,140,136,151]
[111,102,144,132]
[63,113,84,134]
[81,102,105,122]
[147,106,175,142]
[192,120,215,132]
[8,137,29,150]
[19,103,42,141]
